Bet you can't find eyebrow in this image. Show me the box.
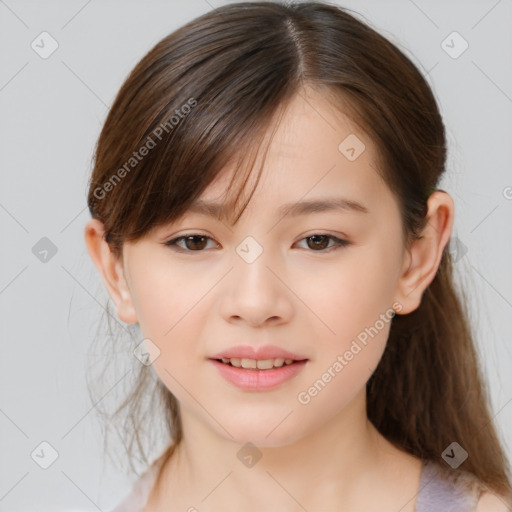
[187,197,370,221]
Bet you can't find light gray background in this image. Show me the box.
[1,0,511,510]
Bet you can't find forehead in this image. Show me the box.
[196,88,390,217]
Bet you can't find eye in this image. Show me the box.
[164,232,350,253]
[295,233,350,252]
[164,233,219,252]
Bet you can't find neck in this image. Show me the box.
[148,389,420,511]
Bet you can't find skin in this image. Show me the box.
[85,86,504,511]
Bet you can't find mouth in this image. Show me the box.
[208,357,309,391]
[212,357,307,370]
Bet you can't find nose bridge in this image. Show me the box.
[220,233,290,324]
[232,234,276,293]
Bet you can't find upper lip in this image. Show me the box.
[209,345,308,361]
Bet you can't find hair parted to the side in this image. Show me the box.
[85,0,511,498]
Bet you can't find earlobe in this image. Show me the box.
[84,219,139,324]
[393,191,455,315]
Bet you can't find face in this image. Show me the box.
[108,88,409,447]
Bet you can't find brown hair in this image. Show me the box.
[85,0,511,498]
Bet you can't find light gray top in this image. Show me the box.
[109,457,483,512]
[415,458,482,511]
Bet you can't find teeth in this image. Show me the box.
[256,359,274,370]
[241,358,257,369]
[219,357,296,369]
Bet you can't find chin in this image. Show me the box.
[211,416,311,449]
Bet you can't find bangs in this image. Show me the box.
[88,0,441,257]
[88,3,303,252]
[141,90,293,235]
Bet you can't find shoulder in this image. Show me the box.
[416,459,510,512]
[475,491,512,512]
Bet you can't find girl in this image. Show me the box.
[84,1,511,511]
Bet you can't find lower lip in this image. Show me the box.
[209,359,308,391]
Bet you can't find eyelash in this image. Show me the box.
[163,233,350,254]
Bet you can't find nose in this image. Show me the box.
[219,242,293,327]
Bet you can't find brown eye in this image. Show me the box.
[297,234,350,252]
[306,235,331,250]
[165,234,217,252]
[183,235,208,250]
[164,233,349,254]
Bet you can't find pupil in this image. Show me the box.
[187,235,206,250]
[309,235,328,250]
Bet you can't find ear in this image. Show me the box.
[393,191,455,315]
[84,219,138,324]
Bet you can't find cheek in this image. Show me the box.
[297,249,398,343]
[294,270,393,419]
[293,244,398,396]
[127,258,204,350]
[128,263,213,403]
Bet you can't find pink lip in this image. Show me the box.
[209,359,308,391]
[209,345,308,361]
